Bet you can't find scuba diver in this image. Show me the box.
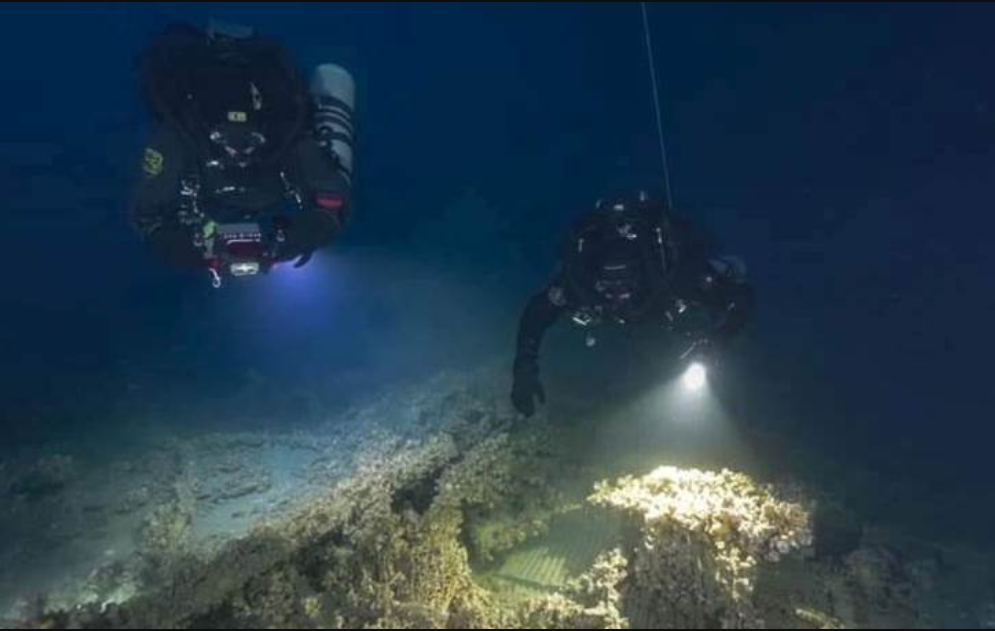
[511,193,755,417]
[130,22,356,287]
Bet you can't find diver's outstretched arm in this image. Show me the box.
[129,126,184,236]
[707,279,755,350]
[280,137,351,259]
[687,258,756,351]
[130,126,204,269]
[512,282,570,417]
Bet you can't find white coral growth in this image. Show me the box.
[593,467,813,563]
[591,466,814,629]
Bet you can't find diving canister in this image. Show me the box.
[310,64,356,184]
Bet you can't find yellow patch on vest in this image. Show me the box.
[142,147,164,178]
[228,111,249,123]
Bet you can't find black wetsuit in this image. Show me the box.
[130,24,350,271]
[512,201,755,416]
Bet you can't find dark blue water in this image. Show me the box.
[1,2,993,536]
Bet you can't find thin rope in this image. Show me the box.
[640,2,674,210]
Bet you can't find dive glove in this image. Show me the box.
[511,360,546,418]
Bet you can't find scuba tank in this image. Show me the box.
[310,64,356,185]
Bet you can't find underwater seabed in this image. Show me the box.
[1,369,993,629]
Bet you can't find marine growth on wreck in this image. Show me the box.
[3,371,985,630]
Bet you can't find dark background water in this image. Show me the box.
[1,3,993,537]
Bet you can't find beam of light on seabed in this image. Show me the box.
[257,252,345,305]
[588,365,759,476]
[223,252,359,358]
